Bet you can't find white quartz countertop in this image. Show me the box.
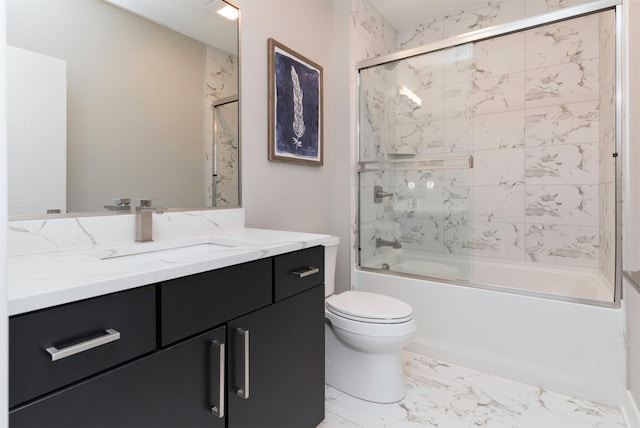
[8,228,333,316]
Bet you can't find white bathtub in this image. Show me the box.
[361,249,614,302]
[355,251,625,407]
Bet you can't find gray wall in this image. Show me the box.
[7,0,206,212]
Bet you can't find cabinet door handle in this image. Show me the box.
[235,328,250,399]
[292,266,319,278]
[45,329,121,361]
[210,340,225,418]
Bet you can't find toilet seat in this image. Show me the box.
[326,291,413,324]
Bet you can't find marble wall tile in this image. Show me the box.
[351,0,394,50]
[393,119,444,156]
[473,148,525,186]
[467,222,525,260]
[473,185,525,223]
[444,117,472,153]
[413,86,445,120]
[473,110,525,150]
[525,223,598,267]
[525,58,599,109]
[442,44,474,86]
[524,14,599,69]
[525,101,599,147]
[397,18,444,51]
[600,181,616,285]
[443,215,472,255]
[397,53,444,91]
[525,143,599,185]
[443,186,471,220]
[474,32,525,79]
[473,72,526,115]
[525,0,598,18]
[444,0,525,39]
[443,82,473,119]
[525,184,599,226]
[398,217,444,252]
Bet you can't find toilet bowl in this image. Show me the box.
[323,237,416,403]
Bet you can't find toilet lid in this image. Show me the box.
[326,291,413,323]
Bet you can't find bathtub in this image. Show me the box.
[361,249,613,302]
[355,250,625,407]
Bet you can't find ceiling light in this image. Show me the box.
[217,5,239,20]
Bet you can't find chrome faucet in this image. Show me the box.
[135,199,165,242]
[375,238,402,249]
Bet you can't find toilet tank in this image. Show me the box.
[324,236,340,297]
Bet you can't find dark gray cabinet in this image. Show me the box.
[9,246,325,428]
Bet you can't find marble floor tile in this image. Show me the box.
[319,350,626,428]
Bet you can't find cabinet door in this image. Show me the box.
[10,327,227,428]
[227,285,325,428]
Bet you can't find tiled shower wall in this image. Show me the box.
[358,0,616,286]
[205,45,239,207]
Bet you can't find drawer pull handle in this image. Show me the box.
[46,329,121,361]
[210,340,225,418]
[292,267,319,278]
[235,328,250,399]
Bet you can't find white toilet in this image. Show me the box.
[323,237,417,403]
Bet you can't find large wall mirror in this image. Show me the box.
[7,0,240,217]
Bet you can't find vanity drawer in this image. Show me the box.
[159,258,272,346]
[9,285,156,408]
[274,246,324,302]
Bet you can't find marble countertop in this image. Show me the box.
[8,227,333,316]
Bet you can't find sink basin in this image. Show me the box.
[97,243,233,264]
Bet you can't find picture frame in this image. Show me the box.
[268,38,323,166]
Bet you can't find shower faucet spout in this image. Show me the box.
[376,238,403,249]
[374,185,394,203]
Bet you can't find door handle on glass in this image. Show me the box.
[292,267,319,278]
[45,329,121,361]
[236,328,250,399]
[210,340,225,418]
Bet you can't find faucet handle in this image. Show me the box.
[138,199,153,208]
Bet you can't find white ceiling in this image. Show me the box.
[368,0,490,32]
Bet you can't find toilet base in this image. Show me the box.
[325,322,410,404]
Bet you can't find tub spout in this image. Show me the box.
[376,238,402,249]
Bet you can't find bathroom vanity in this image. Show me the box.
[7,213,329,427]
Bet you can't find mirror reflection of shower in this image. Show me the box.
[210,96,239,207]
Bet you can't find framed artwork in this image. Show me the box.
[268,38,323,166]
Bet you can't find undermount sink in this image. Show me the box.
[96,243,233,263]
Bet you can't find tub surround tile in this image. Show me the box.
[444,1,525,40]
[473,148,525,187]
[473,72,526,115]
[473,110,526,150]
[467,222,525,261]
[525,143,599,185]
[473,185,525,223]
[525,59,599,109]
[444,82,473,119]
[525,223,599,267]
[524,14,599,69]
[320,350,626,428]
[525,101,599,147]
[444,117,472,153]
[474,33,525,79]
[398,18,444,51]
[525,184,599,227]
[525,0,599,18]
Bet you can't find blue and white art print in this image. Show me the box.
[268,38,323,166]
